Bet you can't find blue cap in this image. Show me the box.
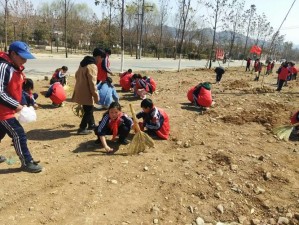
[9,41,35,59]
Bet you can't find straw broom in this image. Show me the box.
[273,122,299,141]
[72,104,84,118]
[127,103,155,154]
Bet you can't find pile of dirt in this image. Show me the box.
[227,79,251,89]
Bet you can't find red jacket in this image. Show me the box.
[49,82,66,104]
[278,67,290,80]
[291,111,299,125]
[119,72,133,91]
[187,86,212,107]
[0,52,25,120]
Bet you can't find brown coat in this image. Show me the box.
[72,62,99,105]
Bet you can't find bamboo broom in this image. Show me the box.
[127,103,155,154]
[273,122,299,141]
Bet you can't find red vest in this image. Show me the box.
[278,67,290,80]
[96,59,108,82]
[119,73,133,91]
[187,86,212,107]
[0,53,25,120]
[155,108,170,140]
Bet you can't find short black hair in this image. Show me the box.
[128,69,132,73]
[23,78,34,91]
[108,101,121,111]
[93,47,105,57]
[105,48,111,55]
[141,98,153,109]
[62,66,68,71]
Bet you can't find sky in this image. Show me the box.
[32,0,299,45]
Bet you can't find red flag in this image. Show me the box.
[215,48,224,59]
[250,45,262,55]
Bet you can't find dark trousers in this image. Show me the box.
[80,105,95,130]
[0,118,33,165]
[277,79,285,91]
[245,65,250,71]
[216,73,223,82]
[96,123,130,141]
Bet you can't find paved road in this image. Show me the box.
[25,53,243,79]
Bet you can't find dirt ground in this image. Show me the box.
[0,65,298,225]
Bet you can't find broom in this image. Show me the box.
[72,104,84,118]
[127,103,155,154]
[273,122,299,141]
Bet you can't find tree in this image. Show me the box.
[157,0,170,59]
[205,0,228,69]
[222,0,244,59]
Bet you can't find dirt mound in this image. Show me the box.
[221,102,290,126]
[227,79,251,89]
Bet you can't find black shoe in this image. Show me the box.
[77,129,92,135]
[0,155,6,163]
[87,124,96,130]
[119,139,130,145]
[21,160,43,173]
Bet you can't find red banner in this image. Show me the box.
[250,45,262,55]
[215,48,224,59]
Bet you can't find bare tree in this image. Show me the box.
[157,0,170,59]
[222,0,244,59]
[205,0,228,69]
[177,0,192,71]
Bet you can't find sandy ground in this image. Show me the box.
[0,66,298,225]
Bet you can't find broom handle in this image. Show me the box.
[129,103,141,132]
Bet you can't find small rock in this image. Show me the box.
[153,218,159,224]
[195,217,205,225]
[238,215,247,223]
[176,140,183,146]
[188,205,194,213]
[216,169,224,176]
[110,180,118,184]
[263,172,271,180]
[285,212,293,218]
[254,186,265,194]
[230,164,238,171]
[144,166,149,171]
[251,219,260,224]
[216,204,224,214]
[29,207,34,211]
[268,218,276,224]
[277,217,289,224]
[294,213,299,220]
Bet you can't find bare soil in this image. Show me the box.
[0,66,298,225]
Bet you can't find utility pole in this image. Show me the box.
[139,0,145,59]
[65,0,68,58]
[135,0,140,59]
[4,0,8,52]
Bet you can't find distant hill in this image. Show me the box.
[163,26,299,50]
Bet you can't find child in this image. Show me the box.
[143,76,157,94]
[265,61,271,75]
[119,69,133,91]
[50,66,68,86]
[95,102,133,153]
[253,59,262,81]
[21,78,39,109]
[245,58,251,72]
[45,82,67,107]
[187,82,213,109]
[136,99,170,140]
[276,62,290,92]
[214,66,225,83]
[96,77,119,109]
[131,74,147,99]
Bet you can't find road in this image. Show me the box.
[25,53,243,79]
